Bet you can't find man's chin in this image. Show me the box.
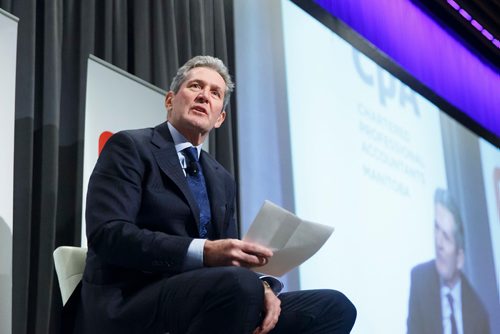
[435,266,459,286]
[187,115,211,128]
[435,261,447,277]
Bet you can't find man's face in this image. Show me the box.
[165,67,226,143]
[434,203,464,286]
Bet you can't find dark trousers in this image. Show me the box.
[69,266,356,333]
[154,267,356,334]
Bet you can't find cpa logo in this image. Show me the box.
[352,48,420,117]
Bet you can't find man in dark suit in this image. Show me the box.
[75,56,356,334]
[407,189,490,334]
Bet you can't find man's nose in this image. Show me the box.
[195,88,209,103]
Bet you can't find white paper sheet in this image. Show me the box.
[243,200,334,276]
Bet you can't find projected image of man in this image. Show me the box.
[407,188,490,334]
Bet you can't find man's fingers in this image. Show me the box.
[204,239,273,267]
[234,250,269,267]
[258,307,280,334]
[256,287,281,334]
[260,315,275,333]
[239,240,273,258]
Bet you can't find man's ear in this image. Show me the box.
[165,91,174,110]
[214,110,226,128]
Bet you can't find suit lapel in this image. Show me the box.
[428,262,444,334]
[151,122,200,228]
[200,151,226,239]
[461,274,474,334]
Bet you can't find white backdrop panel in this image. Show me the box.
[82,56,166,246]
[0,8,18,334]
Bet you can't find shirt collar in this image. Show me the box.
[167,122,203,159]
[440,277,462,305]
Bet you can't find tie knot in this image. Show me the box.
[183,146,199,162]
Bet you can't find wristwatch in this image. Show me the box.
[259,275,283,296]
[262,280,273,291]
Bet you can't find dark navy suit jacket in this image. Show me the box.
[71,122,238,333]
[407,260,490,334]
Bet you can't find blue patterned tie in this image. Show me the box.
[446,293,458,334]
[183,147,211,238]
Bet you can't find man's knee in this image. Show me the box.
[210,267,264,302]
[194,267,264,333]
[324,290,357,329]
[339,291,356,326]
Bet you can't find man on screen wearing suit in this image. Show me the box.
[73,56,356,334]
[407,188,490,334]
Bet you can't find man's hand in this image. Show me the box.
[204,239,273,267]
[253,282,281,334]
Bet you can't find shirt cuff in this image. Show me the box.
[183,238,206,271]
[259,275,284,296]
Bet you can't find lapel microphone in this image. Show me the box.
[186,161,199,176]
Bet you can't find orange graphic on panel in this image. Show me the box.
[99,131,114,155]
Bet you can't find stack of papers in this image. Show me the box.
[243,200,334,277]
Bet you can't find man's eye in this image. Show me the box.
[211,90,221,98]
[190,83,201,89]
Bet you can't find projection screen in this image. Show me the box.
[235,1,499,333]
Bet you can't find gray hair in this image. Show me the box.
[434,188,465,251]
[169,55,235,111]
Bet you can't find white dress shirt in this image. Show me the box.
[167,122,206,270]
